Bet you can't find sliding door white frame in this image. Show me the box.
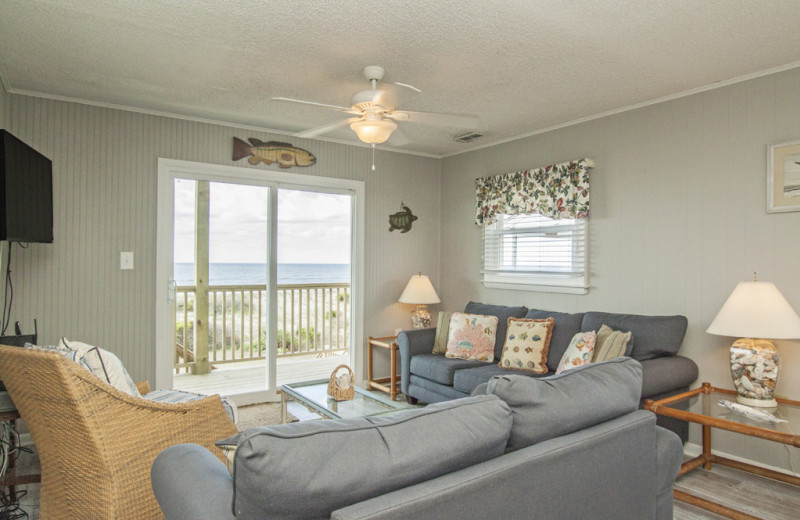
[155,158,365,403]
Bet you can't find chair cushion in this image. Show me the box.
[145,389,238,424]
[581,312,687,361]
[525,309,585,372]
[218,394,512,520]
[60,338,141,397]
[453,364,549,394]
[409,354,487,385]
[464,302,528,359]
[486,357,642,452]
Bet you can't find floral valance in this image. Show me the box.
[475,158,593,226]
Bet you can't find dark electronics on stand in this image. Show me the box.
[0,129,54,243]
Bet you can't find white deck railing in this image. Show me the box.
[173,283,350,373]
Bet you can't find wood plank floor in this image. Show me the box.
[673,463,800,519]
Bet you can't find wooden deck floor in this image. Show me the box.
[172,353,349,397]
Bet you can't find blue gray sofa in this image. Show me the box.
[399,302,699,441]
[152,358,683,520]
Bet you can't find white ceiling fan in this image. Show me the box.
[273,65,479,146]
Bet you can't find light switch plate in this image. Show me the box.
[120,252,134,270]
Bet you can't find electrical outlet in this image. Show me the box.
[120,252,134,270]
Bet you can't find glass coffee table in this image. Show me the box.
[645,382,800,519]
[280,379,407,423]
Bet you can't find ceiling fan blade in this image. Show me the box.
[393,82,422,93]
[398,110,479,129]
[272,97,352,112]
[385,111,409,122]
[295,117,359,138]
[387,126,411,147]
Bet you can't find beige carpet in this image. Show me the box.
[237,402,297,431]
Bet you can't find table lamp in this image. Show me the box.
[398,273,440,329]
[706,275,800,407]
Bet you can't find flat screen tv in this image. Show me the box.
[0,130,53,243]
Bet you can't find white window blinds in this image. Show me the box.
[482,213,588,293]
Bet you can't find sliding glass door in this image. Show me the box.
[155,159,364,405]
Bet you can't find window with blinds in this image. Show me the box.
[482,213,588,293]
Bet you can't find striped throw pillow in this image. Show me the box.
[432,311,453,355]
[592,324,633,362]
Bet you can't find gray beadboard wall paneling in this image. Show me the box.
[5,94,441,384]
[439,66,800,472]
[0,80,7,127]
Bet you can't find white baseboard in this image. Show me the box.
[684,442,800,478]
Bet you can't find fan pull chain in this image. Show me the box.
[371,144,376,171]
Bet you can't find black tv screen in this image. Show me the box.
[0,130,53,243]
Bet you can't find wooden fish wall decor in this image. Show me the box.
[232,137,316,168]
[389,203,417,233]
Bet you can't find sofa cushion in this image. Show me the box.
[525,309,585,372]
[581,312,687,361]
[445,312,498,362]
[640,356,699,398]
[409,354,487,385]
[453,364,549,394]
[464,302,528,358]
[497,318,554,374]
[486,357,642,452]
[219,394,513,519]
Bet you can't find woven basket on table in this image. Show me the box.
[327,364,355,401]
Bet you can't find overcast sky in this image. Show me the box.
[173,179,351,264]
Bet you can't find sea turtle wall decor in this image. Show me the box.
[389,203,417,233]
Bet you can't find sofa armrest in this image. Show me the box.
[397,328,436,395]
[152,444,236,520]
[640,355,698,399]
[654,426,683,520]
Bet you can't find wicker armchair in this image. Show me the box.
[0,345,237,520]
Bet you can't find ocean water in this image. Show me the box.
[174,263,350,285]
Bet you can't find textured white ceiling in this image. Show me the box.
[2,0,800,157]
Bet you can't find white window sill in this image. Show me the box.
[482,276,589,295]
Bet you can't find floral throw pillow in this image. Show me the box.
[498,318,554,374]
[445,312,499,362]
[556,331,597,374]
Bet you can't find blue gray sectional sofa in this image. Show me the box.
[399,301,699,441]
[152,358,683,520]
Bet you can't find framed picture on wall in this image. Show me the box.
[767,139,800,213]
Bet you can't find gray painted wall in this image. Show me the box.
[440,66,800,471]
[4,94,441,383]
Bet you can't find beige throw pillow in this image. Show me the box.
[432,311,454,355]
[497,318,554,374]
[592,324,632,363]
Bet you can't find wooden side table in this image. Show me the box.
[0,409,41,496]
[645,382,800,520]
[367,336,401,401]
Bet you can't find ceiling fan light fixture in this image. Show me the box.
[350,118,397,144]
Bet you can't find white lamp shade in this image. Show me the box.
[398,274,441,305]
[707,282,800,339]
